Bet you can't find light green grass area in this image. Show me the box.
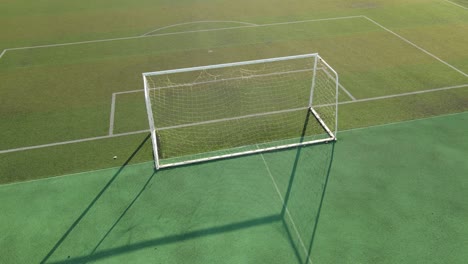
[1,14,466,154]
[1,112,466,263]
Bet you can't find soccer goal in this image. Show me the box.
[143,53,338,169]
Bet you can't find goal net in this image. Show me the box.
[143,53,338,169]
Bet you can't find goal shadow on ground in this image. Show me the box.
[40,131,335,264]
[39,134,155,264]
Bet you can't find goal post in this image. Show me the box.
[143,53,338,169]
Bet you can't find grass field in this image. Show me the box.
[0,0,467,263]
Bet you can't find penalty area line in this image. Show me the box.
[362,16,468,77]
[0,15,363,60]
[443,0,468,9]
[0,49,6,59]
[1,84,466,155]
[0,130,149,155]
[109,93,116,135]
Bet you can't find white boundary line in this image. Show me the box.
[1,15,464,78]
[443,0,468,9]
[340,83,468,105]
[1,83,465,155]
[362,16,468,77]
[157,107,307,131]
[259,152,313,264]
[339,83,356,101]
[2,111,466,188]
[109,93,117,135]
[0,49,6,59]
[0,15,362,59]
[142,20,259,36]
[319,66,356,100]
[0,130,149,154]
[1,14,466,79]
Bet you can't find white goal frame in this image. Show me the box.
[143,53,338,170]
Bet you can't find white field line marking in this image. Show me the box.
[339,83,468,105]
[157,107,307,131]
[114,89,144,95]
[150,69,314,90]
[142,20,259,36]
[3,83,468,154]
[1,83,466,155]
[0,15,362,59]
[444,0,468,9]
[0,130,149,155]
[109,93,116,135]
[259,151,312,264]
[319,67,357,100]
[339,110,468,134]
[339,83,356,100]
[116,68,315,95]
[362,16,468,77]
[0,49,6,59]
[3,110,466,188]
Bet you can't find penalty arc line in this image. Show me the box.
[142,20,259,36]
[0,15,363,59]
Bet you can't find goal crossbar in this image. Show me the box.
[143,53,338,170]
[143,53,319,77]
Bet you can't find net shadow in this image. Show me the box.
[259,129,335,263]
[40,134,153,264]
[41,114,334,264]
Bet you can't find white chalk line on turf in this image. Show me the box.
[362,16,468,77]
[319,66,356,100]
[0,130,149,154]
[1,83,466,155]
[109,93,116,135]
[114,68,358,101]
[2,14,465,80]
[258,150,313,264]
[0,15,362,59]
[340,83,468,105]
[443,0,468,9]
[0,49,6,59]
[142,20,259,36]
[339,110,468,134]
[3,111,466,188]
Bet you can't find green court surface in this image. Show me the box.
[1,112,467,263]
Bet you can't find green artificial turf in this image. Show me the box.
[0,0,467,183]
[1,111,466,263]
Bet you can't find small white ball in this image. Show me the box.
[113,156,117,159]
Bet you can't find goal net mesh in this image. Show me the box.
[143,54,337,168]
